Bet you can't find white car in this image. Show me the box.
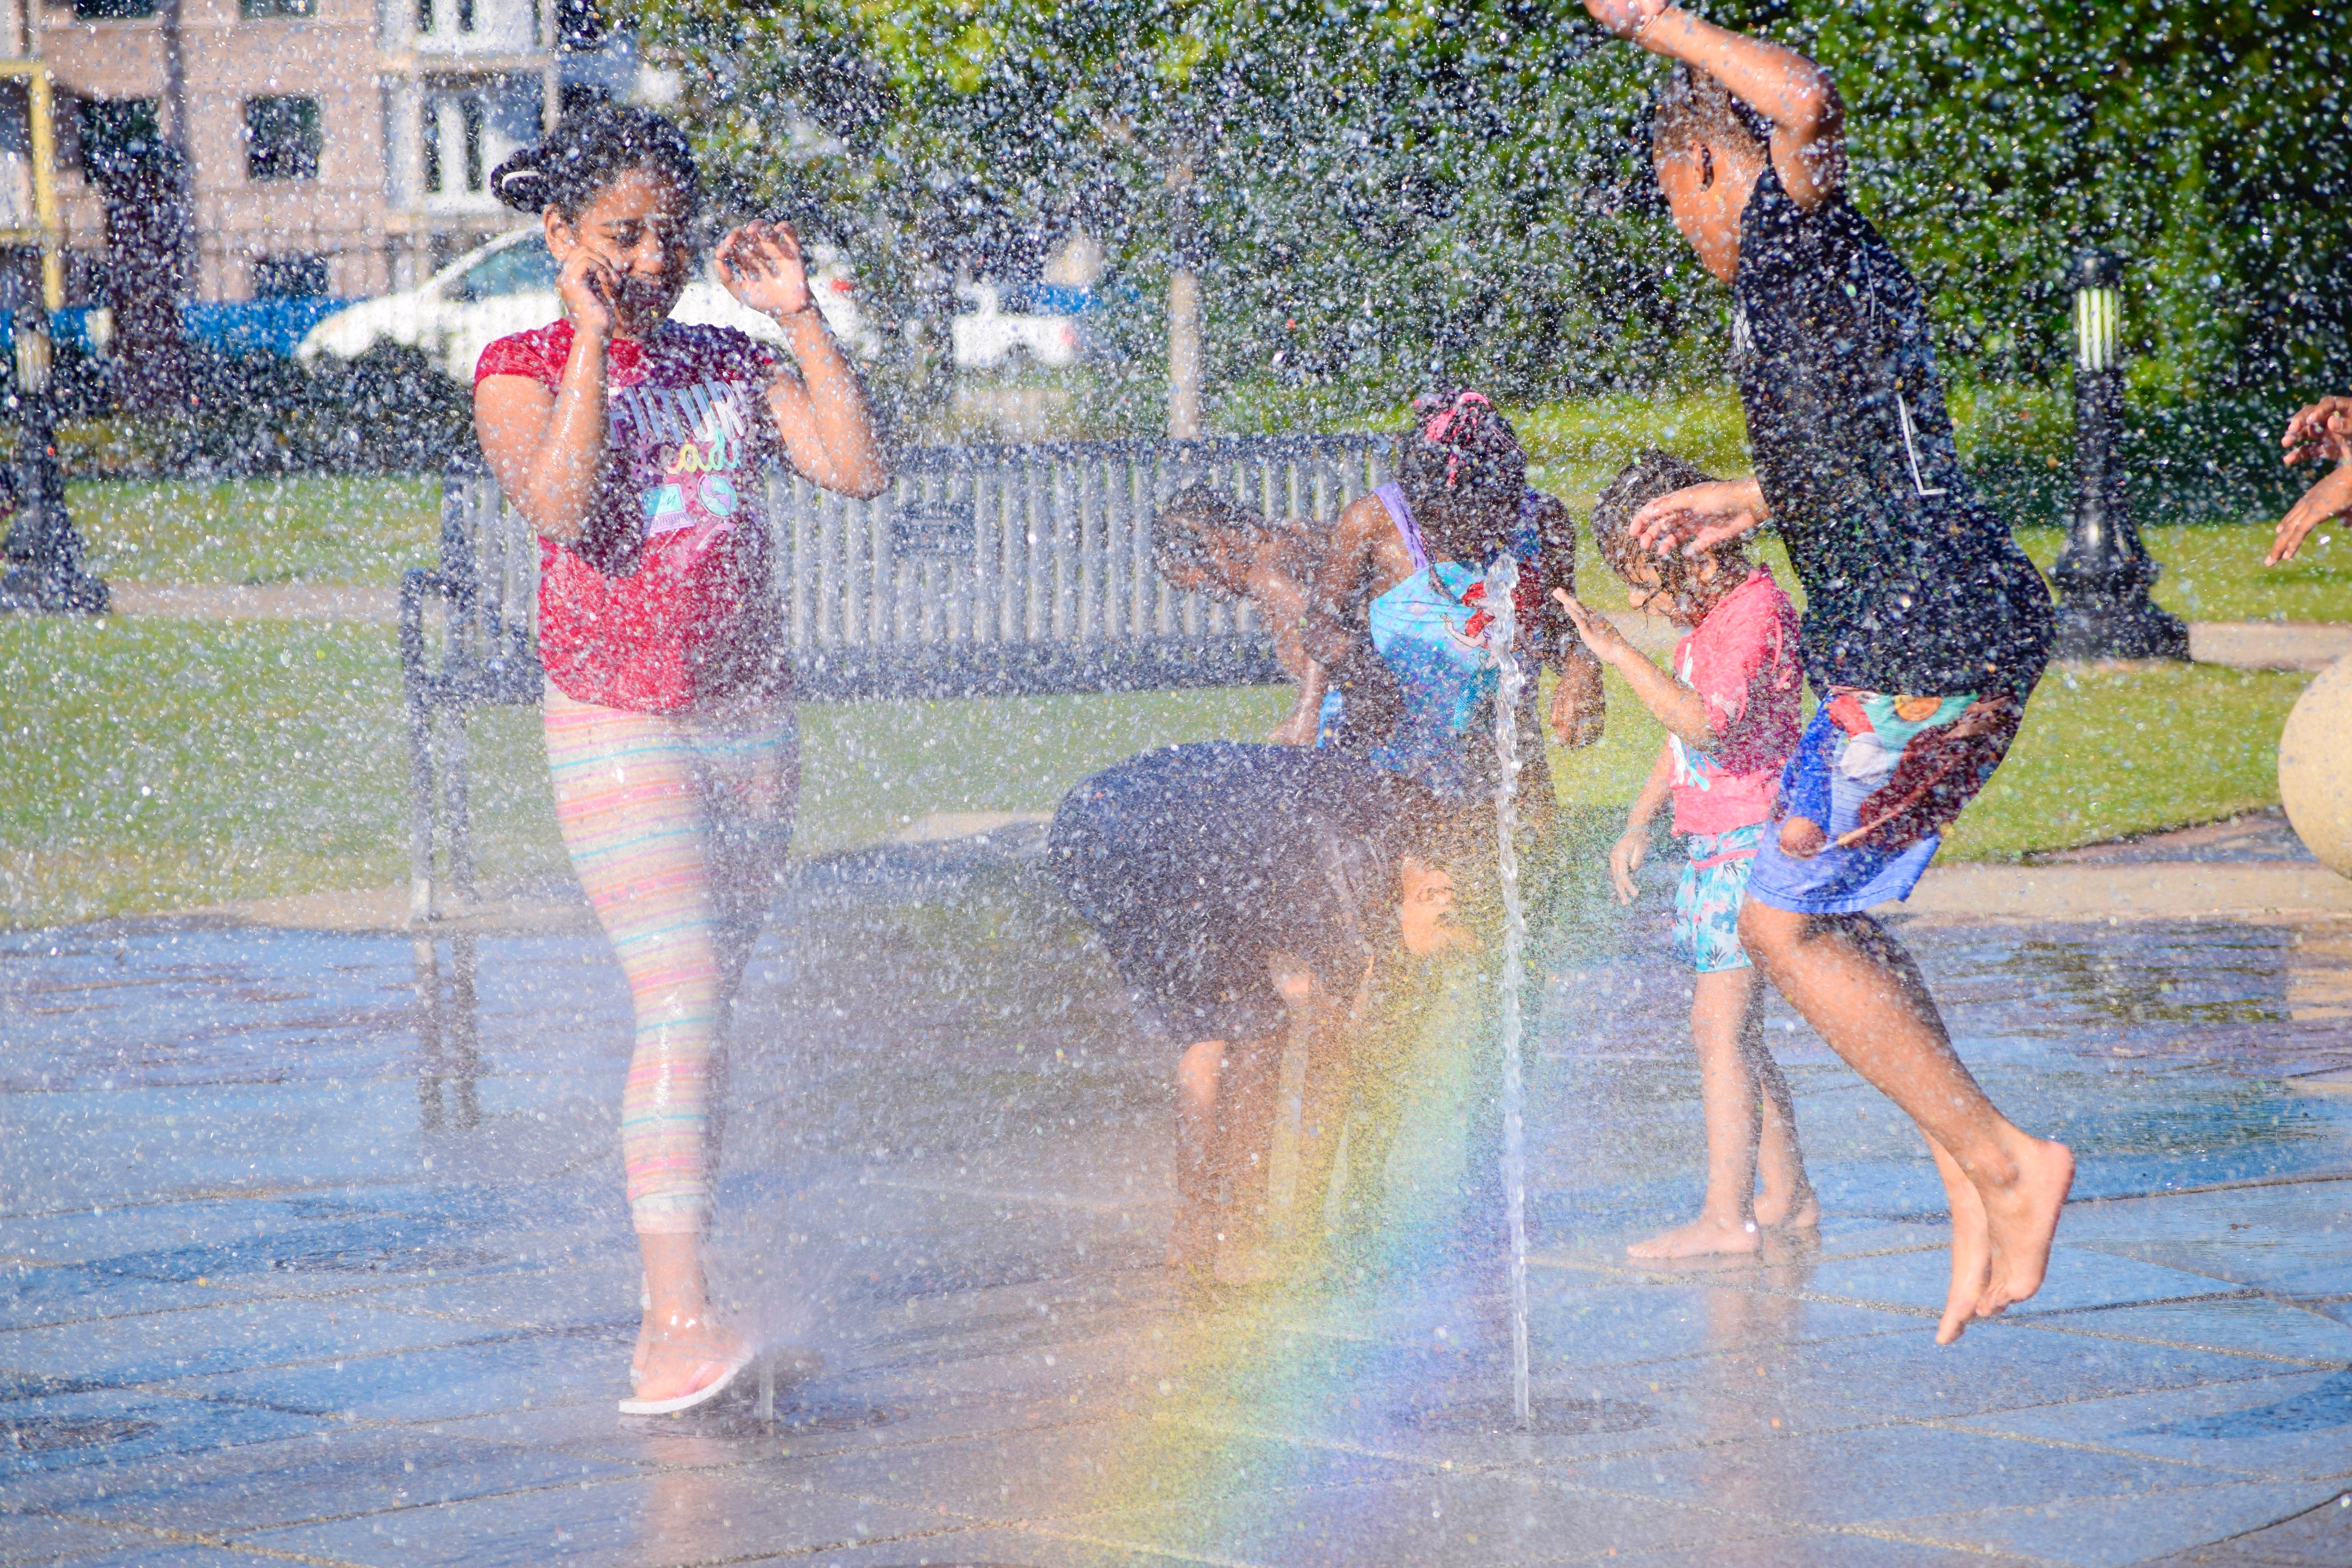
[296,227,881,380]
[951,282,1080,369]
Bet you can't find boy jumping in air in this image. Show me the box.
[1584,0,2073,1342]
[1556,452,1815,1259]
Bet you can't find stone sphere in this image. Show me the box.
[2280,655,2352,877]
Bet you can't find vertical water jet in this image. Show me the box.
[1485,550,1531,1426]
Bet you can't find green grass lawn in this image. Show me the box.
[65,475,441,586]
[0,613,2311,927]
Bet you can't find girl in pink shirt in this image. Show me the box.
[1555,452,1818,1259]
[473,105,886,1416]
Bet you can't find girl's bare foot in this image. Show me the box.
[1977,1136,2075,1318]
[636,1313,748,1404]
[1936,1155,1991,1345]
[1752,1184,1820,1233]
[1628,1214,1761,1259]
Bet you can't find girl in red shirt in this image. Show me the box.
[473,104,885,1415]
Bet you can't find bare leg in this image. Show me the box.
[1293,993,1355,1247]
[1172,1039,1226,1269]
[1749,1031,1819,1232]
[1738,903,2073,1336]
[1213,1034,1283,1283]
[1630,965,1768,1259]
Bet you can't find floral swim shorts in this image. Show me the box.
[1746,686,2031,916]
[1673,822,1765,973]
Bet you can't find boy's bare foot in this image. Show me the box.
[1752,1185,1820,1233]
[1976,1137,2075,1319]
[1627,1214,1762,1259]
[1935,1147,1990,1344]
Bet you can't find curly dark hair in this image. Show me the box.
[1590,448,1728,599]
[1394,389,1528,561]
[489,102,701,220]
[1152,483,1270,593]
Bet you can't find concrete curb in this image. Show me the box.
[1892,859,2352,924]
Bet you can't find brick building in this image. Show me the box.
[26,0,655,308]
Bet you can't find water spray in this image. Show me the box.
[1484,550,1532,1427]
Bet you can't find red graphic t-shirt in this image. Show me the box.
[475,319,788,713]
[1668,568,1804,836]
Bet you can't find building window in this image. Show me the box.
[240,0,315,16]
[460,99,485,192]
[422,109,441,194]
[456,0,474,31]
[252,254,329,298]
[73,0,158,18]
[73,99,162,174]
[245,96,321,181]
[415,0,432,34]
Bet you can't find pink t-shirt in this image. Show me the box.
[475,319,787,713]
[1669,568,1803,835]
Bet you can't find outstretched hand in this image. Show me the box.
[1632,479,1766,557]
[2282,396,2352,469]
[1583,0,1674,40]
[2270,395,2352,564]
[715,220,816,322]
[1551,587,1637,666]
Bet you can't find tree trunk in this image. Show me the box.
[1165,152,1203,440]
[1167,266,1201,440]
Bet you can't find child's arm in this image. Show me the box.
[1584,1,1845,212]
[1552,588,1717,751]
[1611,744,1675,906]
[1250,552,1327,744]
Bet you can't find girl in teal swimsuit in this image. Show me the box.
[1292,390,1605,804]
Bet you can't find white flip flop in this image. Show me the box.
[618,1347,759,1417]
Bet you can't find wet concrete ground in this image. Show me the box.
[4,830,2350,1568]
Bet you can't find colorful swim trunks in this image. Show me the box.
[1674,822,1764,973]
[1745,687,2029,915]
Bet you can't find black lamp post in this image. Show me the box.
[0,278,107,614]
[2049,251,2185,661]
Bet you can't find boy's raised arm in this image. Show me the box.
[1584,0,1845,211]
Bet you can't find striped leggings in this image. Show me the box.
[543,684,799,1235]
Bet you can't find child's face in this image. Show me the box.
[1655,143,1753,288]
[1616,549,1735,629]
[1161,534,1252,600]
[1397,857,1473,958]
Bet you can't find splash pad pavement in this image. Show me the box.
[4,817,2350,1568]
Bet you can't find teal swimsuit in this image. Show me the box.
[1318,483,1547,800]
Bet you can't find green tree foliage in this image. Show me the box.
[1774,0,2352,400]
[621,0,2352,416]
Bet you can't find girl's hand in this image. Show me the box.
[1552,587,1636,664]
[715,220,816,322]
[1583,0,1673,41]
[2269,461,2352,565]
[556,247,621,341]
[1632,479,1765,557]
[2282,396,2352,468]
[1609,828,1649,906]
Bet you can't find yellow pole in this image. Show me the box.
[27,67,60,310]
